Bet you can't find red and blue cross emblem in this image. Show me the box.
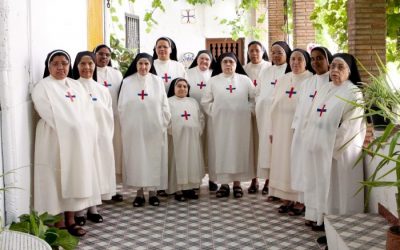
[226,84,236,93]
[162,73,171,83]
[253,79,257,86]
[285,87,297,98]
[309,90,317,100]
[181,110,191,120]
[197,81,206,89]
[65,91,76,102]
[317,104,327,117]
[138,90,148,100]
[271,79,277,86]
[103,80,112,88]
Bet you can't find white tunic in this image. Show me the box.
[118,73,171,189]
[303,81,365,225]
[255,63,287,178]
[201,73,255,183]
[167,96,205,193]
[96,66,124,178]
[290,72,330,192]
[78,78,116,200]
[32,76,101,215]
[243,60,272,87]
[153,59,186,92]
[268,70,313,201]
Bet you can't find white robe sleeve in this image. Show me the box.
[247,77,256,115]
[32,83,56,128]
[333,91,365,159]
[197,101,205,135]
[201,81,214,116]
[161,86,171,129]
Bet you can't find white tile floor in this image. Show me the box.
[77,178,324,250]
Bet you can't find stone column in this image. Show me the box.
[268,0,286,47]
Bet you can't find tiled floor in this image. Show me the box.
[77,178,324,250]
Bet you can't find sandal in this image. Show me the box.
[183,189,199,200]
[209,181,218,192]
[87,212,103,223]
[174,193,186,202]
[133,196,145,207]
[216,184,230,198]
[261,185,269,195]
[233,186,244,198]
[111,193,124,202]
[74,216,86,226]
[278,203,293,213]
[247,183,259,194]
[288,205,305,216]
[149,196,160,206]
[157,190,168,197]
[312,223,325,232]
[66,223,86,237]
[267,196,280,202]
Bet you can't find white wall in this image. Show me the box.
[0,0,88,224]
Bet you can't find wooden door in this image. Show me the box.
[205,38,245,64]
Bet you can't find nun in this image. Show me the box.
[201,52,255,199]
[267,48,313,213]
[186,50,218,191]
[243,41,272,194]
[32,50,101,237]
[153,37,187,92]
[289,47,332,216]
[302,53,365,231]
[118,53,171,207]
[72,51,116,225]
[94,44,124,202]
[256,41,292,196]
[166,78,205,201]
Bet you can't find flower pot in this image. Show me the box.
[369,106,390,130]
[386,225,400,250]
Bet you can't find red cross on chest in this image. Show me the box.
[162,73,171,83]
[65,91,76,102]
[103,81,112,87]
[317,104,327,117]
[138,90,148,100]
[253,79,257,86]
[197,81,206,89]
[181,110,191,120]
[226,84,236,93]
[285,87,297,98]
[309,90,317,100]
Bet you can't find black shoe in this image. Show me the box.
[233,186,244,198]
[209,181,218,192]
[312,223,325,232]
[87,212,103,223]
[111,193,124,202]
[183,189,199,199]
[261,185,269,195]
[247,183,259,194]
[74,216,86,226]
[174,193,186,202]
[216,184,230,198]
[133,196,145,207]
[149,196,160,206]
[156,190,168,197]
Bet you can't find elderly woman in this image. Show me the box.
[72,51,116,225]
[186,50,218,191]
[302,53,365,231]
[118,53,171,207]
[32,50,101,236]
[256,41,292,195]
[152,37,186,93]
[267,48,313,213]
[201,52,255,199]
[93,44,124,202]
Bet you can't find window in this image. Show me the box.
[125,13,140,51]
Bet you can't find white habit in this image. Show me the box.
[201,73,255,183]
[96,66,124,179]
[78,77,116,200]
[243,60,272,87]
[303,80,365,225]
[167,96,205,193]
[268,70,313,201]
[153,59,186,92]
[290,72,330,192]
[118,73,171,190]
[255,63,287,178]
[32,76,101,215]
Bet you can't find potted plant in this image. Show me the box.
[8,211,79,250]
[350,57,400,250]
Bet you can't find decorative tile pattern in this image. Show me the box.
[326,213,388,249]
[77,178,324,249]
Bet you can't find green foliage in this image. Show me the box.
[110,34,136,76]
[310,0,348,51]
[9,211,79,250]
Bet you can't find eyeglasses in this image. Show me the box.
[50,61,69,67]
[97,52,111,57]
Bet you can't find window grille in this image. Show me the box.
[125,13,140,51]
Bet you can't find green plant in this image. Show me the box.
[9,211,79,250]
[110,34,136,76]
[348,57,400,221]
